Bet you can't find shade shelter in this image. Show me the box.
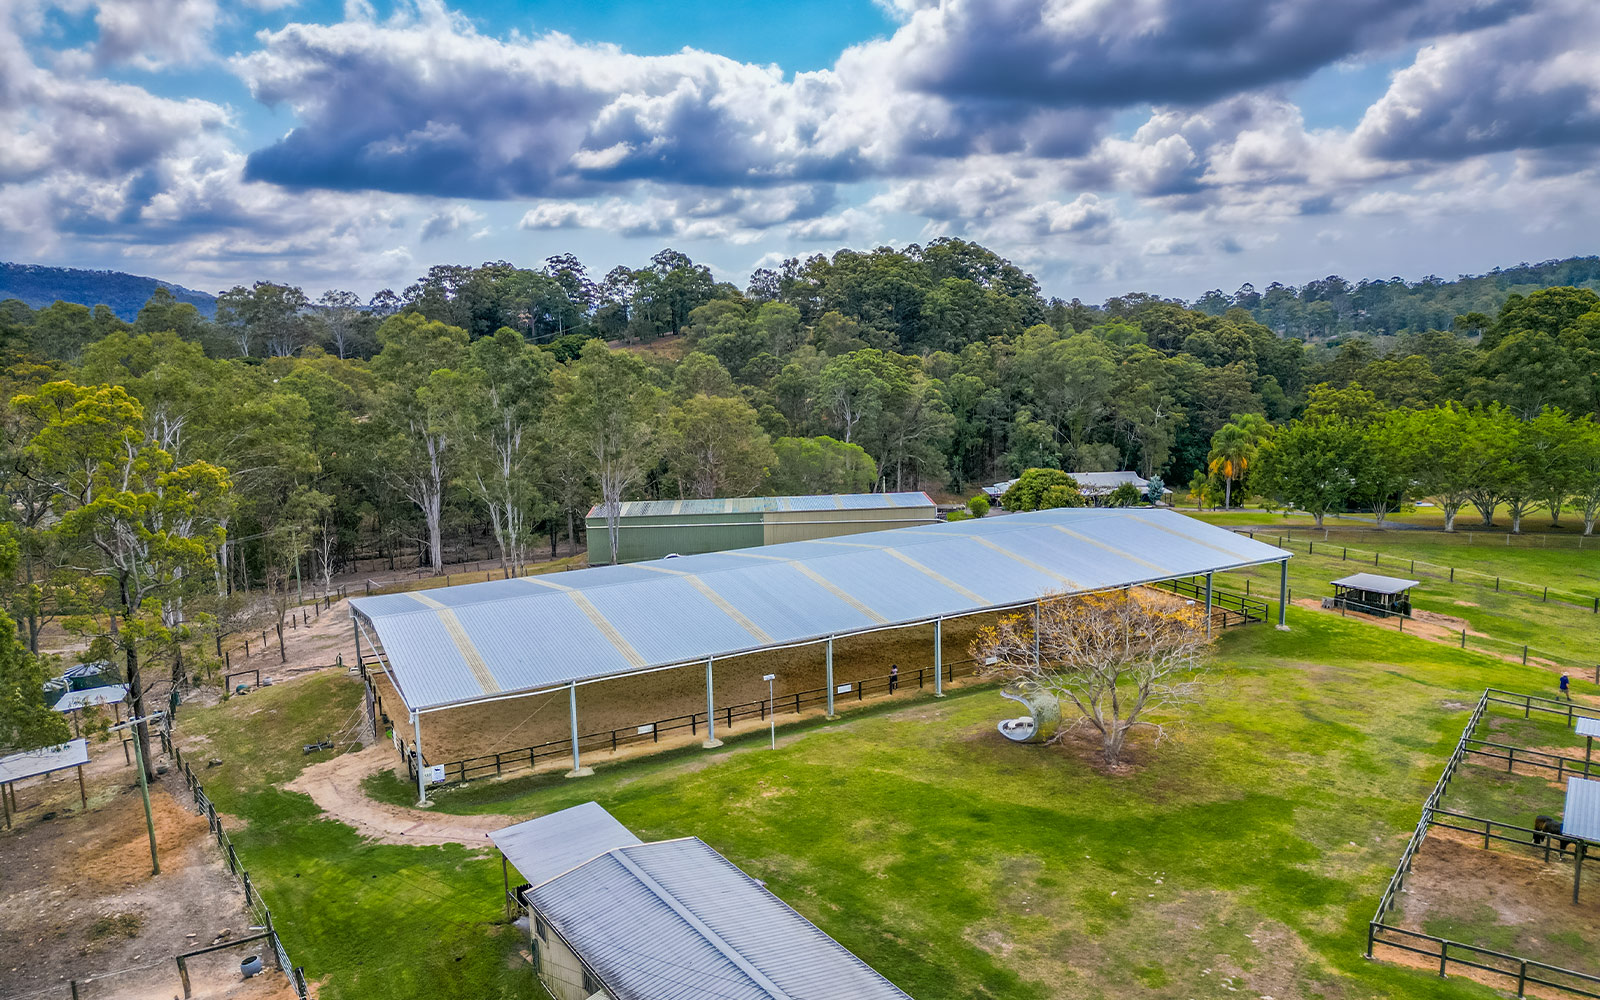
[352,507,1292,803]
[1330,573,1418,618]
[0,738,89,827]
[53,684,128,735]
[1578,716,1600,776]
[1562,776,1600,904]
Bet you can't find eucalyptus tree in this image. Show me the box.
[561,341,661,564]
[457,328,553,574]
[12,381,229,772]
[371,314,471,573]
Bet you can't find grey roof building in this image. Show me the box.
[491,803,915,1000]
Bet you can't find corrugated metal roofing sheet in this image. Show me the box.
[587,492,934,518]
[1575,717,1600,739]
[1330,573,1419,594]
[52,685,128,713]
[352,507,1290,712]
[526,835,916,1000]
[490,802,643,888]
[0,738,89,783]
[1564,776,1600,843]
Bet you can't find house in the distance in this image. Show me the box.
[490,802,916,1000]
[985,470,1151,506]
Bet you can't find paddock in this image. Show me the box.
[1370,689,1600,999]
[349,507,1291,797]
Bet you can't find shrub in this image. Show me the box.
[967,494,991,518]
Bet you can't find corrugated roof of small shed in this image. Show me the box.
[1563,777,1600,843]
[587,492,934,518]
[0,738,89,783]
[490,802,643,888]
[1330,573,1419,594]
[52,685,128,713]
[526,836,915,1000]
[352,507,1290,712]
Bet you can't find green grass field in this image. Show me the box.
[174,597,1600,1000]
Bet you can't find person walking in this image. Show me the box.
[1560,672,1572,701]
[889,664,899,695]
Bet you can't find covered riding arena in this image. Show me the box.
[348,507,1291,800]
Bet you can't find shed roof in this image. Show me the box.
[52,685,128,713]
[526,835,915,1000]
[0,738,89,784]
[1329,573,1419,595]
[1563,776,1600,844]
[490,801,643,888]
[587,492,934,519]
[352,507,1290,713]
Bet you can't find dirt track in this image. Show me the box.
[285,745,515,848]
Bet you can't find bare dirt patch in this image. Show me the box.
[285,745,514,847]
[1391,830,1600,975]
[0,771,297,1000]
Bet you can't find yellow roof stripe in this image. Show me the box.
[633,565,775,644]
[810,538,991,604]
[407,593,501,695]
[567,591,646,668]
[1049,524,1172,576]
[516,574,573,592]
[723,550,890,624]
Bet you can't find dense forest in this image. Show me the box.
[3,237,1600,758]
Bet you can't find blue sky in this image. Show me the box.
[3,0,1597,303]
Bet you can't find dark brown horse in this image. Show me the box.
[1533,815,1575,852]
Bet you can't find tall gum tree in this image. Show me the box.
[372,314,470,573]
[13,381,229,772]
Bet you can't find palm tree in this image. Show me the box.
[1207,423,1258,508]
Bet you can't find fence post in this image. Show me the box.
[1438,939,1448,977]
[1461,630,1466,648]
[1450,567,1454,582]
[1522,645,1528,665]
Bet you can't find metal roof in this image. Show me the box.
[1564,777,1600,844]
[1576,716,1600,739]
[490,801,643,888]
[526,835,915,1000]
[52,685,128,713]
[352,507,1290,713]
[1329,573,1419,595]
[0,738,89,784]
[587,492,934,519]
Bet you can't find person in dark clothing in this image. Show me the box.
[1560,672,1571,701]
[889,664,899,694]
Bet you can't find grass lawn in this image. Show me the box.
[176,674,548,1000]
[201,611,1590,1000]
[1202,535,1600,681]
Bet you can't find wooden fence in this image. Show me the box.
[1367,688,1600,998]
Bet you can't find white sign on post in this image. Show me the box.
[836,683,852,694]
[428,764,446,785]
[637,724,655,735]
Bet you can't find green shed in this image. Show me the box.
[586,492,938,563]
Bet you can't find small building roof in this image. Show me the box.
[490,801,643,888]
[352,508,1291,713]
[1575,716,1600,740]
[1563,776,1600,844]
[526,835,915,1000]
[52,685,128,713]
[1329,573,1419,595]
[588,492,934,520]
[0,738,89,784]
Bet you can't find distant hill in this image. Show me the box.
[0,262,217,320]
[1190,255,1600,339]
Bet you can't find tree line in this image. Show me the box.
[2,240,1599,761]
